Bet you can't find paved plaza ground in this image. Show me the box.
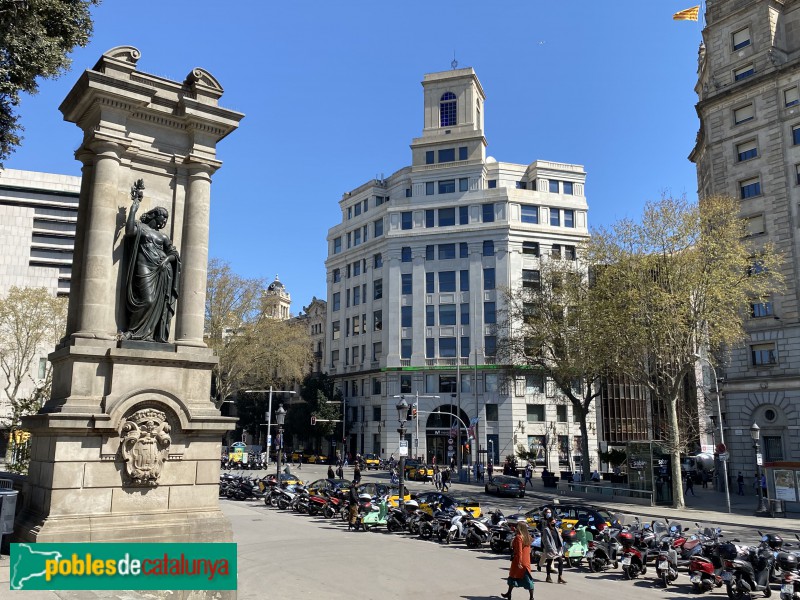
[2,463,797,598]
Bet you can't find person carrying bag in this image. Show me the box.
[542,517,566,584]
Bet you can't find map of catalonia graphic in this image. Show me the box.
[10,544,63,590]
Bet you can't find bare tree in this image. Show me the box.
[205,258,264,407]
[0,286,67,470]
[498,256,605,480]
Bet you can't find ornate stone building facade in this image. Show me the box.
[691,0,800,474]
[325,68,597,468]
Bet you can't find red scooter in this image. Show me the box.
[620,527,648,579]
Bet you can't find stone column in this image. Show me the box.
[175,161,213,347]
[73,141,123,340]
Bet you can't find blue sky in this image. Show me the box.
[6,1,704,311]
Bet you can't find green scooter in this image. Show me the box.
[564,524,593,567]
[361,497,389,531]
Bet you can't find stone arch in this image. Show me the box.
[744,390,793,461]
[107,388,191,432]
[425,404,470,431]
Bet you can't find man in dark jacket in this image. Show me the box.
[348,481,360,531]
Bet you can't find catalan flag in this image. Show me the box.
[673,5,700,21]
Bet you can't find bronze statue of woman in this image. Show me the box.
[122,180,181,343]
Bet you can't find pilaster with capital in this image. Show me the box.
[175,161,215,347]
[72,141,125,340]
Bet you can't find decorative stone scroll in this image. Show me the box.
[120,408,172,486]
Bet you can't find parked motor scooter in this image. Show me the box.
[779,548,799,600]
[619,521,648,579]
[655,538,680,587]
[564,524,593,568]
[723,541,776,600]
[464,513,492,548]
[586,517,622,573]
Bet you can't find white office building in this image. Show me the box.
[325,68,596,471]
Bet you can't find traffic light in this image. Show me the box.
[411,403,418,419]
[465,442,470,453]
[406,406,413,421]
[310,415,317,426]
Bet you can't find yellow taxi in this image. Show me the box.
[363,454,381,470]
[414,491,481,518]
[305,453,328,464]
[290,450,303,463]
[356,483,411,507]
[404,459,433,481]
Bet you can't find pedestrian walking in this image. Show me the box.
[327,465,335,479]
[685,474,696,497]
[353,462,362,485]
[347,480,360,531]
[524,463,534,489]
[737,472,745,496]
[336,464,344,479]
[500,521,535,600]
[488,461,494,481]
[478,462,484,482]
[450,456,456,471]
[542,516,566,584]
[701,471,709,489]
[441,466,450,492]
[433,465,442,491]
[390,467,398,485]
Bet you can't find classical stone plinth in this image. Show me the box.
[16,341,236,543]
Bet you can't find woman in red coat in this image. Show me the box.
[501,521,535,599]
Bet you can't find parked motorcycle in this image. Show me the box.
[723,541,776,600]
[586,518,622,573]
[619,520,648,579]
[655,538,680,587]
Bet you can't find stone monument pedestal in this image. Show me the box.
[17,342,234,543]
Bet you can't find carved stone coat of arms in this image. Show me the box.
[120,408,172,486]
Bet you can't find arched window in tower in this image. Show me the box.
[440,92,457,127]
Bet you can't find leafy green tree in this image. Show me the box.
[0,0,100,164]
[0,286,67,471]
[586,195,782,508]
[283,373,341,451]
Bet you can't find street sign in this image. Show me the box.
[756,452,763,466]
[448,438,454,444]
[447,450,455,457]
[331,441,336,447]
[414,438,419,448]
[399,440,409,457]
[267,435,272,447]
[716,443,727,454]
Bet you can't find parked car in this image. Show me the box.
[413,491,482,518]
[404,459,433,481]
[512,503,619,532]
[305,453,328,464]
[363,454,381,470]
[484,474,525,498]
[306,478,351,497]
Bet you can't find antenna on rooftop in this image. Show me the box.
[451,51,458,70]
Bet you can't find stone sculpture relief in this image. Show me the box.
[120,408,172,486]
[122,179,181,343]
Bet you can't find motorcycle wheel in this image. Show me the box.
[420,525,432,540]
[362,524,372,532]
[437,529,448,543]
[323,506,334,519]
[662,572,669,588]
[307,505,319,517]
[490,539,503,553]
[726,581,747,600]
[567,557,581,569]
[466,535,479,549]
[387,520,399,533]
[269,496,278,508]
[764,586,772,598]
[445,531,453,545]
[277,499,289,510]
[623,566,631,580]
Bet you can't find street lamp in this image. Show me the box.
[276,404,287,479]
[395,396,409,509]
[750,423,770,514]
[244,387,296,466]
[694,355,731,514]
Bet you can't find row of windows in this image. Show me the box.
[399,335,496,359]
[333,254,384,283]
[732,87,800,131]
[425,146,469,165]
[345,196,391,221]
